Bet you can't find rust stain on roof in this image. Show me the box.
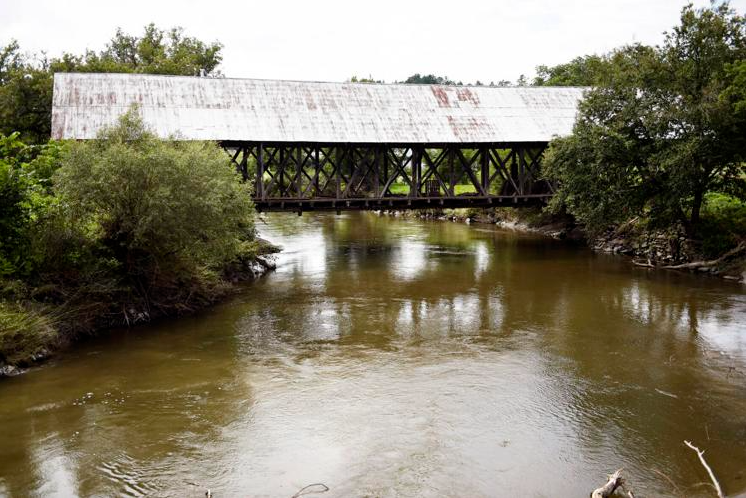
[456,87,480,106]
[51,73,586,143]
[431,86,450,108]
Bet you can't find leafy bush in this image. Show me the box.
[1,108,261,366]
[698,193,746,257]
[45,108,256,314]
[0,133,61,276]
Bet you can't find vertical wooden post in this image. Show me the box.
[239,147,248,181]
[257,143,265,199]
[336,146,342,199]
[448,146,455,196]
[296,146,303,197]
[314,147,321,196]
[510,145,519,196]
[518,146,526,196]
[480,146,489,195]
[373,146,381,198]
[412,146,422,197]
[275,146,281,196]
[345,145,352,198]
[382,145,388,195]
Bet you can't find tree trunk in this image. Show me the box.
[690,188,704,232]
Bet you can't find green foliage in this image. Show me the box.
[0,62,54,145]
[402,74,458,85]
[51,109,255,289]
[50,24,222,76]
[0,133,61,276]
[0,144,27,275]
[698,193,746,257]
[533,55,609,86]
[0,24,222,143]
[0,108,259,359]
[388,183,478,195]
[348,75,384,83]
[723,59,746,150]
[544,3,746,238]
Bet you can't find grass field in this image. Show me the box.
[387,183,478,195]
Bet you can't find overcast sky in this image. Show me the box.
[3,0,745,84]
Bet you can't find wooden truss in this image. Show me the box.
[222,142,553,212]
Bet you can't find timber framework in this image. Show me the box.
[51,73,586,212]
[224,142,549,212]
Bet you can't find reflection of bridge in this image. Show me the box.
[52,73,585,213]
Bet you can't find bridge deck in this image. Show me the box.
[255,194,550,212]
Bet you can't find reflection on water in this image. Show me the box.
[0,212,745,497]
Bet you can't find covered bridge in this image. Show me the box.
[52,73,585,212]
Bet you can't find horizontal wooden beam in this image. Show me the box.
[220,140,550,149]
[254,194,551,212]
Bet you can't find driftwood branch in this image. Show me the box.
[684,440,724,498]
[291,483,329,498]
[653,468,685,497]
[592,469,623,498]
[632,242,745,271]
[662,242,745,270]
[619,481,636,498]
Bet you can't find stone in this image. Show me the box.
[0,365,21,377]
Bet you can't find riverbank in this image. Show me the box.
[0,243,280,377]
[379,207,746,281]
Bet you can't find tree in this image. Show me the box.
[725,59,746,116]
[52,108,255,291]
[0,133,61,275]
[0,41,22,85]
[348,75,384,83]
[543,3,746,236]
[50,24,222,76]
[0,25,223,143]
[401,73,456,85]
[0,134,30,276]
[533,55,609,86]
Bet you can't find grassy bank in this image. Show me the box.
[0,239,279,375]
[0,302,57,372]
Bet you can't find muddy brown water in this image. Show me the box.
[1,213,745,497]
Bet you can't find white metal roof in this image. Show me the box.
[51,73,585,143]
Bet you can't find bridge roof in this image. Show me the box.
[52,73,585,144]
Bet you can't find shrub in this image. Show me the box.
[0,133,61,277]
[46,108,256,314]
[698,193,746,258]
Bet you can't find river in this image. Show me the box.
[0,212,745,497]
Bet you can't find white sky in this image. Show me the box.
[2,0,745,83]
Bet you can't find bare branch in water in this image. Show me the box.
[291,483,329,498]
[684,440,724,498]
